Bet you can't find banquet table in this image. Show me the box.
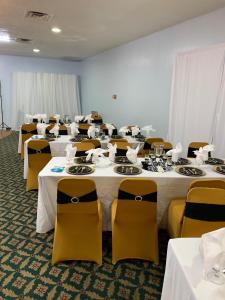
[23,135,143,179]
[161,238,225,300]
[36,157,225,233]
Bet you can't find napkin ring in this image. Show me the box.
[71,197,80,204]
[135,195,143,201]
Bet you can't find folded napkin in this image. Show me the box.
[84,114,94,124]
[141,125,156,137]
[85,148,108,163]
[131,125,140,137]
[87,125,97,138]
[70,122,79,136]
[40,114,47,123]
[94,156,111,168]
[119,126,130,135]
[53,114,60,123]
[105,123,115,136]
[108,143,117,162]
[37,123,47,135]
[75,115,84,123]
[65,144,76,161]
[166,142,182,162]
[49,124,59,136]
[126,145,140,164]
[200,228,225,280]
[194,144,215,163]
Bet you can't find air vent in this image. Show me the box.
[25,10,52,21]
[15,37,32,43]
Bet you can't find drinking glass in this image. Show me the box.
[207,252,225,285]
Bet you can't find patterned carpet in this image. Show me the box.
[0,133,168,300]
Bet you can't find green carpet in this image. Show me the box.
[0,133,168,300]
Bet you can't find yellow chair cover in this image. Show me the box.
[20,123,37,159]
[73,142,95,157]
[82,139,101,148]
[181,187,225,237]
[52,178,102,265]
[168,179,225,238]
[26,140,52,191]
[187,142,209,158]
[111,178,158,264]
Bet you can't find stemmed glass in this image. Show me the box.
[207,252,225,285]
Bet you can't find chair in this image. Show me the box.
[73,142,95,157]
[109,138,128,144]
[20,123,38,160]
[82,139,101,148]
[49,116,57,124]
[168,180,225,238]
[46,124,54,134]
[151,141,173,151]
[187,142,209,158]
[52,178,102,265]
[111,179,158,264]
[114,141,131,156]
[91,113,103,124]
[58,125,68,135]
[141,138,164,156]
[78,124,91,135]
[100,124,117,136]
[26,140,52,191]
[125,125,139,136]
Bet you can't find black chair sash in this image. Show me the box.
[102,128,118,135]
[22,129,38,134]
[115,149,127,157]
[92,119,103,124]
[59,130,68,135]
[118,190,157,202]
[28,145,51,154]
[32,118,38,123]
[49,119,57,124]
[184,202,225,221]
[75,150,87,157]
[188,147,211,158]
[143,142,151,150]
[57,190,97,204]
[126,131,132,136]
[78,128,88,134]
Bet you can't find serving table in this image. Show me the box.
[36,157,225,233]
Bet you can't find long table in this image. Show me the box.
[23,135,143,179]
[37,157,225,233]
[161,238,225,300]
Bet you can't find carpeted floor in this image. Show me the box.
[0,133,168,300]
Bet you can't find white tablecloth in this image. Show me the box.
[23,135,143,179]
[36,157,225,233]
[161,238,225,300]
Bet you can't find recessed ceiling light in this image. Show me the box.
[0,32,10,42]
[33,48,40,53]
[51,27,61,33]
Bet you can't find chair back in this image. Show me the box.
[143,138,164,150]
[115,179,157,223]
[73,142,95,157]
[151,141,173,151]
[82,139,101,148]
[114,141,131,156]
[21,123,38,159]
[57,179,99,216]
[27,140,51,165]
[49,116,57,124]
[109,138,128,144]
[46,124,55,134]
[187,142,209,158]
[78,124,91,134]
[100,124,117,135]
[181,187,225,237]
[59,125,68,135]
[91,113,103,124]
[189,179,225,190]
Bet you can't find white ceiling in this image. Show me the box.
[0,0,225,60]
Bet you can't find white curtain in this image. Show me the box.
[168,45,225,156]
[11,72,81,129]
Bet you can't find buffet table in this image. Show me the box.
[36,157,225,233]
[161,238,225,300]
[23,135,143,179]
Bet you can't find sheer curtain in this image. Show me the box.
[11,72,81,129]
[168,45,225,156]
